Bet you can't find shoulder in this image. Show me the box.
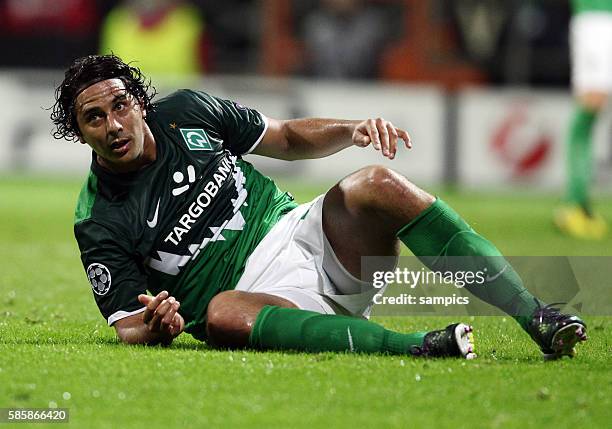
[154,89,221,113]
[151,89,227,125]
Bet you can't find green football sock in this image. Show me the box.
[249,305,426,354]
[397,199,540,331]
[566,105,596,211]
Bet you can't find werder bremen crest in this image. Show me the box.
[180,128,213,151]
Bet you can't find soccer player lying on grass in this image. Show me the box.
[51,54,587,360]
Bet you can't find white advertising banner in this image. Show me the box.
[457,88,611,190]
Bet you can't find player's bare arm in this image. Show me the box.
[114,290,184,346]
[254,117,411,161]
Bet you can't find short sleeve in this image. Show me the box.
[75,221,147,326]
[188,90,268,156]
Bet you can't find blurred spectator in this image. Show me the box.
[444,0,570,87]
[196,0,260,73]
[299,0,393,79]
[378,0,486,88]
[100,0,208,78]
[0,0,110,69]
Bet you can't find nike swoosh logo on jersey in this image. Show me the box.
[147,198,161,228]
[485,264,507,282]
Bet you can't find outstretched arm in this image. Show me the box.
[253,117,411,161]
[114,290,184,346]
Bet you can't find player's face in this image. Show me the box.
[75,78,154,173]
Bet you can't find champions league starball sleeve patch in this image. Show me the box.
[86,263,112,296]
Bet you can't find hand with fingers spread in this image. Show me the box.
[138,290,185,343]
[352,118,412,160]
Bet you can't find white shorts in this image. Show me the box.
[234,195,390,317]
[571,12,612,93]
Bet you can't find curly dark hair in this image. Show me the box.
[51,54,157,142]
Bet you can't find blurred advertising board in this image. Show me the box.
[456,88,612,190]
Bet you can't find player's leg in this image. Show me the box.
[555,91,608,239]
[323,165,539,326]
[555,12,610,239]
[224,196,474,358]
[566,93,604,211]
[322,165,586,357]
[205,290,296,349]
[322,165,433,278]
[207,290,475,358]
[573,91,607,208]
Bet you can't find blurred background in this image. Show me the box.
[0,0,610,193]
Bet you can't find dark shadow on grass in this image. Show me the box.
[0,336,210,350]
[93,337,214,351]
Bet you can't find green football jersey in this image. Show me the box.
[572,0,612,14]
[74,89,297,340]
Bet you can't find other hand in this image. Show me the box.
[138,290,185,338]
[353,118,412,159]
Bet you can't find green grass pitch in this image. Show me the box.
[0,177,610,428]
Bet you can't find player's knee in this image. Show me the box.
[344,165,414,209]
[360,165,397,187]
[206,291,248,348]
[205,293,229,344]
